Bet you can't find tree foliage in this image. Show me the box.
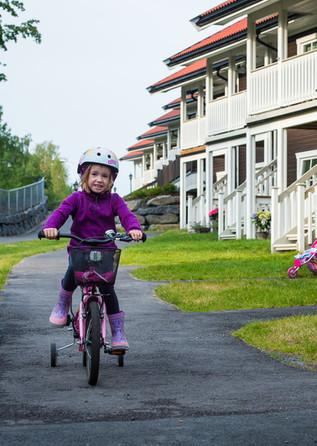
[0,109,71,208]
[0,0,41,81]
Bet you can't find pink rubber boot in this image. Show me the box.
[108,311,129,351]
[49,288,73,326]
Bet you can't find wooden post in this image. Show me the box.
[271,186,279,252]
[236,189,242,239]
[218,191,224,238]
[180,160,187,229]
[297,183,305,252]
[187,195,193,231]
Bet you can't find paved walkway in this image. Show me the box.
[0,247,317,444]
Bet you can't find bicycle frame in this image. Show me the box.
[78,284,107,352]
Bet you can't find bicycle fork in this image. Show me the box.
[78,289,107,352]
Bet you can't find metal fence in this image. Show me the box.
[0,178,45,216]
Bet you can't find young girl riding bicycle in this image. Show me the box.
[42,147,143,351]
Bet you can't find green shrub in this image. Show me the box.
[124,183,177,200]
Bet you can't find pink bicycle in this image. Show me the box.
[39,229,146,386]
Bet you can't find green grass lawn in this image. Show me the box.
[121,230,316,311]
[0,239,67,290]
[234,315,317,370]
[121,230,317,370]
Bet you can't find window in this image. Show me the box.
[296,150,317,187]
[297,33,317,55]
[303,40,317,53]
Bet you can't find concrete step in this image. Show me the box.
[274,243,297,251]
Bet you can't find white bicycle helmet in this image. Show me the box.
[77,147,119,178]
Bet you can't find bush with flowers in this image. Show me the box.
[208,207,219,232]
[251,209,271,232]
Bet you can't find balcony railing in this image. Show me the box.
[180,116,206,150]
[250,51,317,114]
[207,91,247,136]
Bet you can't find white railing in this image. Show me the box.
[250,51,317,114]
[207,91,247,136]
[133,177,144,190]
[271,164,317,252]
[282,51,317,107]
[181,117,206,150]
[143,169,156,185]
[221,182,247,239]
[212,174,228,208]
[187,194,206,230]
[220,160,277,238]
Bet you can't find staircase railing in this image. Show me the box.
[271,164,317,252]
[219,160,277,238]
[187,193,206,230]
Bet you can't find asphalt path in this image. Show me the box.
[1,244,317,444]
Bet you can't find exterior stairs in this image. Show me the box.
[273,222,313,252]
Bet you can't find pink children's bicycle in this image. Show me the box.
[287,239,317,279]
[39,229,146,386]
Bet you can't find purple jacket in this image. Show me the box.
[43,191,141,249]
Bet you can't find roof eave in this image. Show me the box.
[192,0,278,28]
[148,70,206,94]
[137,132,167,141]
[148,117,180,127]
[166,34,246,69]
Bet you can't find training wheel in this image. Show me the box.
[50,343,57,367]
[118,354,124,367]
[287,267,297,279]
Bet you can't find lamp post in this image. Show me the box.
[129,173,133,193]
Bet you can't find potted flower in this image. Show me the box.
[251,210,271,239]
[191,222,210,233]
[208,208,219,233]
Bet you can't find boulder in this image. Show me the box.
[137,205,179,216]
[125,199,144,212]
[145,213,179,225]
[146,195,180,207]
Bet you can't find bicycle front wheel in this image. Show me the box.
[85,300,101,386]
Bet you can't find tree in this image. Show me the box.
[0,106,31,187]
[25,142,71,209]
[0,0,41,81]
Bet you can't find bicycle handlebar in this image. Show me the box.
[38,229,147,244]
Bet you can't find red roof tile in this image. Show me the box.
[200,0,238,17]
[169,18,247,63]
[148,59,206,92]
[138,126,168,140]
[127,139,154,150]
[192,0,258,27]
[120,150,144,161]
[166,14,278,67]
[149,109,180,126]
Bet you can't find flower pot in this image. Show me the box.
[256,231,270,240]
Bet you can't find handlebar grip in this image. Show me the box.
[38,229,60,240]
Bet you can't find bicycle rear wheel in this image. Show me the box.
[85,300,101,386]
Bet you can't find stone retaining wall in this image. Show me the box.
[125,194,180,231]
[0,199,48,236]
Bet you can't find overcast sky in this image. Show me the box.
[0,0,219,195]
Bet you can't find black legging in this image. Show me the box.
[62,262,120,315]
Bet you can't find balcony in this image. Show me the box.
[250,51,317,115]
[207,91,247,136]
[181,117,207,150]
[143,169,156,185]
